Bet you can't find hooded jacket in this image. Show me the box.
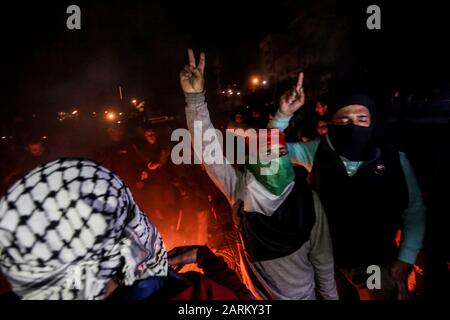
[184,92,338,300]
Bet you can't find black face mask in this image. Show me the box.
[328,124,376,161]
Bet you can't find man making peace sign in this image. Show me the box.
[180,49,338,300]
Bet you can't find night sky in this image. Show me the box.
[0,0,449,118]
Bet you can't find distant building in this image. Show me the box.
[259,0,347,96]
[260,33,293,83]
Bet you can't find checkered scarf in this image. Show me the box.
[0,158,167,300]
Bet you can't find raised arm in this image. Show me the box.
[180,49,244,206]
[268,72,319,171]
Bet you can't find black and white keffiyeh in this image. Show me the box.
[0,158,167,300]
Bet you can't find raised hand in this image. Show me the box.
[179,48,205,93]
[279,72,305,117]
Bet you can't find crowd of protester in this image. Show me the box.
[0,48,448,300]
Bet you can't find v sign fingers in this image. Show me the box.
[188,48,196,68]
[198,52,206,75]
[179,48,206,93]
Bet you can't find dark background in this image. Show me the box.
[0,0,449,117]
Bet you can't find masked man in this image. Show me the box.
[269,74,426,300]
[180,49,338,300]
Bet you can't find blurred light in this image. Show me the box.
[252,77,260,85]
[221,91,226,94]
[42,136,48,140]
[262,80,267,85]
[104,110,108,114]
[119,112,123,116]
[107,112,116,121]
[1,136,6,140]
[132,99,137,105]
[72,110,78,115]
[92,112,96,116]
[227,89,233,95]
[117,121,121,124]
[237,92,241,96]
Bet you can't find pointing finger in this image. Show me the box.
[295,72,304,94]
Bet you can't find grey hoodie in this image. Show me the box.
[184,92,338,300]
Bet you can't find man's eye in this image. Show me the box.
[337,118,349,125]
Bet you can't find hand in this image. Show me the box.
[168,245,215,272]
[179,48,205,93]
[279,72,305,116]
[389,260,413,300]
